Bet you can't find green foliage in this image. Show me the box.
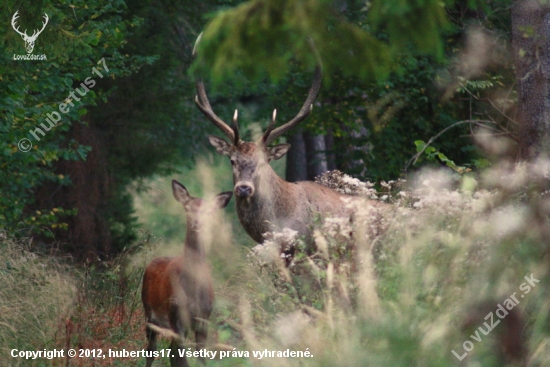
[414,140,469,173]
[414,139,489,174]
[2,0,233,253]
[1,0,155,237]
[190,0,506,183]
[191,0,459,84]
[193,0,392,83]
[330,53,476,181]
[230,1,521,184]
[414,140,490,175]
[368,0,449,58]
[456,75,505,94]
[1,0,516,256]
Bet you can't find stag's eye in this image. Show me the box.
[230,159,235,166]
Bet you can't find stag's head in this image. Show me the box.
[11,11,49,54]
[193,34,322,199]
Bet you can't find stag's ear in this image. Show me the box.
[172,180,192,204]
[208,135,232,156]
[214,192,233,209]
[268,144,291,161]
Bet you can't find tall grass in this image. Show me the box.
[131,157,550,366]
[2,156,550,366]
[0,233,76,364]
[0,230,163,366]
[232,161,550,367]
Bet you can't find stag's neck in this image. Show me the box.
[236,164,298,243]
[257,164,296,208]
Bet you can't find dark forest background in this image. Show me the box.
[2,0,548,259]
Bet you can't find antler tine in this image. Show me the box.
[262,64,322,146]
[232,109,240,145]
[193,32,235,142]
[192,32,203,58]
[194,89,235,142]
[259,109,277,145]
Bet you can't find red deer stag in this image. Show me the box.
[193,35,386,252]
[141,180,232,366]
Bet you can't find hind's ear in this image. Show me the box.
[172,180,192,204]
[215,191,233,209]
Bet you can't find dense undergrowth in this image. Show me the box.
[2,156,550,366]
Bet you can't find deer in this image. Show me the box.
[141,180,232,367]
[193,34,388,258]
[11,11,49,54]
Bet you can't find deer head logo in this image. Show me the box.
[11,11,49,54]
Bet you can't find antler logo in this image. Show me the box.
[11,11,49,54]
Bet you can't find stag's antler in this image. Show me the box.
[259,36,323,146]
[193,33,237,143]
[193,33,322,146]
[231,110,240,145]
[259,64,322,146]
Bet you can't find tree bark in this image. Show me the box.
[285,131,308,182]
[32,119,112,260]
[324,128,337,171]
[512,0,550,159]
[304,132,328,180]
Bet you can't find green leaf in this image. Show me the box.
[415,140,427,152]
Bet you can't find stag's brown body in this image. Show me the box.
[141,180,232,367]
[231,146,353,243]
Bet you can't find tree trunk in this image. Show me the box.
[304,132,328,180]
[324,128,337,171]
[32,120,112,260]
[337,121,370,178]
[512,0,550,159]
[285,131,308,182]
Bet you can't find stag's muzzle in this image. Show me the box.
[235,182,254,198]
